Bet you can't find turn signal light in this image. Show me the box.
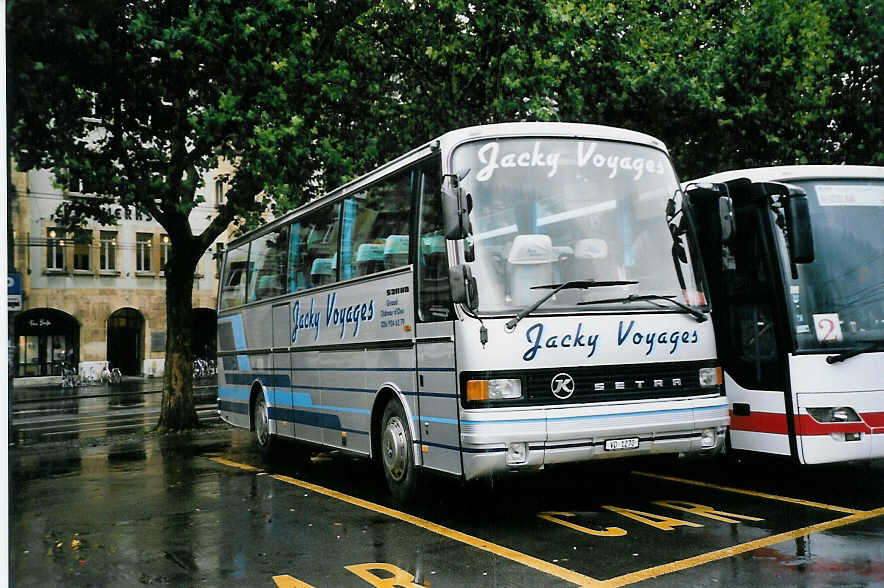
[466,380,489,402]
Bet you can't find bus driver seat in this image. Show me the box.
[506,234,553,307]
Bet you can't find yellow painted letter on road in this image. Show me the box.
[603,505,704,531]
[346,563,424,588]
[652,500,764,524]
[538,511,627,537]
[273,575,315,588]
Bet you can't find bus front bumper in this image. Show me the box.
[459,398,729,481]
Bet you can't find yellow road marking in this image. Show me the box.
[211,456,262,472]
[599,506,884,587]
[539,512,627,537]
[632,470,863,514]
[210,457,601,587]
[272,575,315,588]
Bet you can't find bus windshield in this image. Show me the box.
[451,138,705,315]
[780,179,884,353]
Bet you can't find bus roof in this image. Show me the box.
[228,122,670,249]
[690,165,884,185]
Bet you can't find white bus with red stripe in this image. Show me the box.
[686,166,883,464]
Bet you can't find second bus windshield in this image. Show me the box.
[451,137,704,314]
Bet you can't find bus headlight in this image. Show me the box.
[698,367,722,388]
[467,378,523,402]
[806,407,861,423]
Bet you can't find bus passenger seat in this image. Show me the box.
[356,243,386,276]
[311,257,335,286]
[384,235,409,269]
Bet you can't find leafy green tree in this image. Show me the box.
[7,0,370,430]
[821,0,884,164]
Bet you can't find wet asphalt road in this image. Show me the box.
[8,392,884,587]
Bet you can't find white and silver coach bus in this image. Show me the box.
[217,122,728,500]
[686,166,883,464]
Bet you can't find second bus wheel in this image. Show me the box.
[380,400,419,502]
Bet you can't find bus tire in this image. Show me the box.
[253,392,276,459]
[380,400,418,502]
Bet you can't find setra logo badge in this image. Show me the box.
[550,373,576,400]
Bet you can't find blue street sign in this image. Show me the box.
[8,273,23,295]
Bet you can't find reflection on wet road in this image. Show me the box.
[10,380,218,445]
[9,426,884,587]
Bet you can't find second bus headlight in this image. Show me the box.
[698,367,722,388]
[466,378,523,402]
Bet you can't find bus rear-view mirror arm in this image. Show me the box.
[449,263,479,312]
[442,171,473,240]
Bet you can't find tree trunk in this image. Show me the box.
[157,254,200,431]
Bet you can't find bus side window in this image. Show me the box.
[247,227,289,302]
[220,243,249,309]
[288,204,341,291]
[341,171,412,280]
[418,159,452,321]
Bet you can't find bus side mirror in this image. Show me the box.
[784,186,814,264]
[684,182,734,244]
[442,182,472,240]
[719,195,735,243]
[449,264,478,311]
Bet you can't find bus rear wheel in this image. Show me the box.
[380,400,418,502]
[253,393,276,459]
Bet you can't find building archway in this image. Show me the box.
[107,308,145,375]
[15,308,79,377]
[192,308,217,360]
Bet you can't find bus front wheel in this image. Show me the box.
[380,400,418,502]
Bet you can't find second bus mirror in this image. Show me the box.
[449,264,478,312]
[718,196,736,243]
[442,184,472,240]
[784,186,814,264]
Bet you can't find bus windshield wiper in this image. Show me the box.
[826,343,883,364]
[505,279,638,331]
[578,293,707,323]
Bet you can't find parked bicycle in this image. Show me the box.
[192,358,216,380]
[80,366,98,385]
[61,362,80,388]
[100,362,123,384]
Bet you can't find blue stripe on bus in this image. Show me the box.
[218,315,248,349]
[417,416,459,425]
[224,373,292,387]
[218,399,248,415]
[223,377,455,400]
[226,364,456,374]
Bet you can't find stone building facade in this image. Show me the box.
[10,161,235,379]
